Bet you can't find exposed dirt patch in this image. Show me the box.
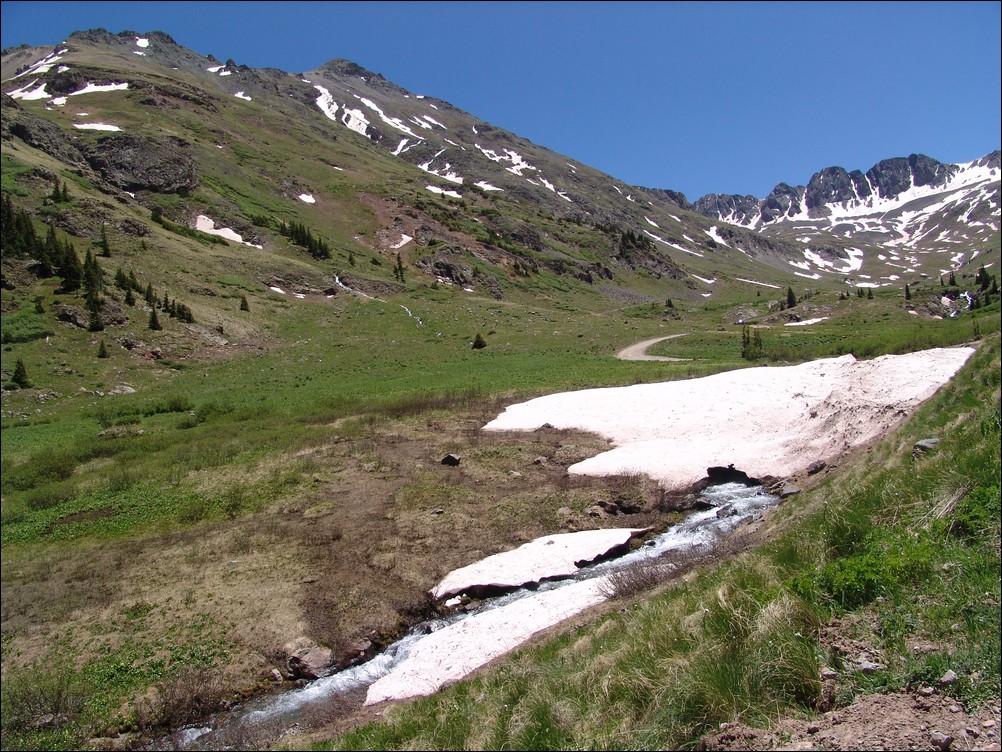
[700,690,1001,751]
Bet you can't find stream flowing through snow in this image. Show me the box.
[167,482,778,750]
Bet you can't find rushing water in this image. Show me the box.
[164,482,777,750]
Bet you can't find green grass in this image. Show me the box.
[318,334,1000,751]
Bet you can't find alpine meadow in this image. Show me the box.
[1,26,999,752]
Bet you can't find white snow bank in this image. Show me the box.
[430,528,645,600]
[298,193,316,204]
[73,123,122,131]
[6,80,51,100]
[135,37,149,48]
[426,185,462,199]
[234,91,252,101]
[69,82,129,96]
[366,578,607,705]
[785,317,828,327]
[484,348,974,487]
[195,215,244,244]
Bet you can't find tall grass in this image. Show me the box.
[320,334,1000,750]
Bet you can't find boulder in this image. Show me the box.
[283,638,334,680]
[441,453,461,466]
[913,438,941,455]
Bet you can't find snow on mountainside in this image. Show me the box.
[692,152,1000,283]
[2,29,998,295]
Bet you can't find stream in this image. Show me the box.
[162,481,777,750]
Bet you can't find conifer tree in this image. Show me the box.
[149,308,162,330]
[472,332,487,349]
[12,358,30,388]
[905,283,911,300]
[867,288,874,299]
[124,288,136,306]
[58,243,83,292]
[786,286,797,308]
[98,339,109,358]
[100,225,111,257]
[239,295,250,311]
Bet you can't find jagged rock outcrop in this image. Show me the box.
[805,166,873,208]
[83,134,199,193]
[694,193,760,224]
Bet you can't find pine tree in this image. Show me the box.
[786,286,797,308]
[904,283,911,300]
[394,253,405,282]
[100,225,111,257]
[149,308,162,330]
[50,179,62,202]
[144,284,156,307]
[34,296,45,314]
[98,339,109,358]
[58,243,83,292]
[472,332,487,350]
[12,358,30,388]
[867,288,874,300]
[124,288,136,306]
[239,295,250,311]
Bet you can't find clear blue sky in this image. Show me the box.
[2,1,999,201]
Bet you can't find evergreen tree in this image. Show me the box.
[58,243,83,292]
[149,308,162,330]
[239,295,250,311]
[905,283,911,300]
[12,358,30,388]
[100,225,111,257]
[124,288,136,306]
[61,182,69,202]
[144,283,156,307]
[34,296,45,314]
[472,332,487,350]
[867,288,874,300]
[88,306,105,332]
[786,286,797,308]
[114,267,128,289]
[394,253,405,282]
[98,339,109,358]
[50,179,62,202]
[948,271,957,286]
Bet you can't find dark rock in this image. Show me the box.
[807,460,827,475]
[84,134,199,193]
[441,453,461,466]
[930,731,953,751]
[913,438,941,455]
[759,182,804,222]
[705,464,757,486]
[54,304,89,328]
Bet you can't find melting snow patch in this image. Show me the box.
[705,226,731,247]
[644,217,660,228]
[73,123,122,131]
[195,215,256,245]
[69,82,130,96]
[692,275,716,284]
[234,91,252,101]
[785,317,828,327]
[135,37,149,48]
[6,80,51,100]
[207,65,224,73]
[426,186,462,199]
[736,278,782,289]
[269,286,286,295]
[475,181,503,192]
[133,51,146,56]
[391,234,413,249]
[298,194,316,204]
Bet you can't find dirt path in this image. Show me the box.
[616,334,690,361]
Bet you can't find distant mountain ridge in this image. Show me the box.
[2,28,999,296]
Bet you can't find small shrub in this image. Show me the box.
[134,669,225,732]
[472,332,487,349]
[815,553,890,608]
[2,449,77,492]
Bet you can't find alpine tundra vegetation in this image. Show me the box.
[0,24,999,752]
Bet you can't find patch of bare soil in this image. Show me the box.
[700,690,1001,751]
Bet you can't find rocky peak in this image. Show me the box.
[805,166,872,209]
[760,182,804,222]
[865,154,956,199]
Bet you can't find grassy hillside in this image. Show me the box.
[1,32,1000,752]
[313,334,1000,751]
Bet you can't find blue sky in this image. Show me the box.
[2,1,999,201]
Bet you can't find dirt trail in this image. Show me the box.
[616,334,691,361]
